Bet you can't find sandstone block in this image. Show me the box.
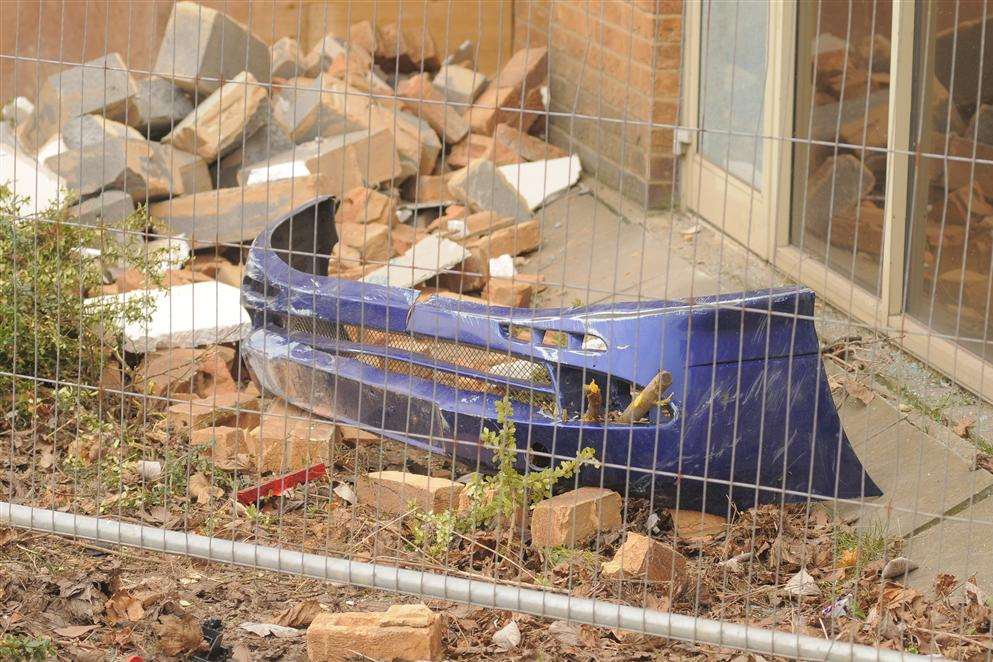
[307,604,444,662]
[530,487,622,548]
[601,532,688,583]
[482,278,532,307]
[397,73,469,144]
[355,470,463,514]
[153,1,270,95]
[447,159,530,220]
[162,71,270,162]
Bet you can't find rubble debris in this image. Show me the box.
[41,114,143,158]
[530,487,622,548]
[488,254,516,279]
[397,73,470,144]
[47,139,211,201]
[436,242,490,292]
[432,64,487,107]
[335,222,392,263]
[483,278,532,307]
[361,235,469,288]
[247,412,340,473]
[469,218,542,258]
[447,158,531,220]
[467,47,548,135]
[366,21,441,73]
[367,106,442,176]
[162,71,270,162]
[336,187,397,224]
[164,387,261,431]
[302,34,347,77]
[153,1,271,95]
[71,191,136,241]
[216,115,296,186]
[133,76,196,139]
[617,370,672,423]
[237,463,328,504]
[881,556,919,580]
[802,154,875,242]
[355,470,463,514]
[492,123,567,162]
[498,155,582,210]
[1,96,33,123]
[401,175,454,207]
[17,53,138,150]
[191,425,249,468]
[94,280,252,353]
[667,508,727,540]
[447,133,521,168]
[307,604,445,662]
[133,345,237,402]
[601,532,689,583]
[270,37,303,80]
[270,75,364,143]
[148,175,333,246]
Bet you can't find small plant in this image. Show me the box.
[0,634,55,661]
[412,397,598,556]
[835,520,888,565]
[0,186,161,415]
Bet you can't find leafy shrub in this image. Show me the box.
[0,187,160,408]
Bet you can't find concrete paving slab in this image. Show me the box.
[831,393,993,537]
[903,493,993,591]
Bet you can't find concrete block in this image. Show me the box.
[133,76,195,139]
[432,65,487,107]
[361,235,469,288]
[530,487,622,548]
[356,470,463,514]
[93,280,252,353]
[148,175,333,247]
[498,155,582,210]
[397,73,469,144]
[153,1,270,95]
[162,71,270,162]
[601,532,688,583]
[0,143,63,214]
[448,159,530,220]
[307,604,444,662]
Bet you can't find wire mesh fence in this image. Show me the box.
[1,1,993,660]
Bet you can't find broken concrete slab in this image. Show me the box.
[361,235,470,288]
[153,1,271,95]
[307,604,445,662]
[355,470,463,514]
[432,64,487,107]
[0,143,64,214]
[467,47,547,135]
[47,138,211,202]
[148,175,333,246]
[270,36,303,80]
[447,159,530,220]
[530,487,622,548]
[162,71,270,162]
[904,495,993,592]
[498,155,582,210]
[17,52,139,150]
[133,76,196,140]
[601,532,688,583]
[93,280,252,353]
[240,129,402,194]
[397,73,470,144]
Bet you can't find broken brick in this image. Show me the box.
[468,218,541,257]
[133,346,237,404]
[432,64,487,107]
[190,426,249,468]
[467,47,547,135]
[247,415,340,473]
[601,532,688,583]
[335,222,393,263]
[355,471,463,515]
[307,604,445,662]
[133,76,195,140]
[397,73,469,144]
[482,278,532,307]
[492,123,567,162]
[530,487,622,548]
[164,388,260,431]
[447,134,521,168]
[335,187,397,225]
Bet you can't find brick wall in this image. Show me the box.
[513,0,683,208]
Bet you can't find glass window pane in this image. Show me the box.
[699,0,768,189]
[791,1,892,295]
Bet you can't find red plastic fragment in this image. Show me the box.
[236,463,327,505]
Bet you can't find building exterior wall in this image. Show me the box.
[513,0,683,208]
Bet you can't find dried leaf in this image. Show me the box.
[954,416,976,438]
[105,590,145,625]
[155,613,204,656]
[188,473,223,504]
[782,568,820,597]
[843,378,875,405]
[54,624,98,638]
[549,620,581,646]
[274,600,321,628]
[493,620,521,651]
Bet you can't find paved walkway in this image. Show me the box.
[528,188,993,590]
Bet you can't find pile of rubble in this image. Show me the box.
[1,0,580,322]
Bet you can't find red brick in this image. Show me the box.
[658,15,682,42]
